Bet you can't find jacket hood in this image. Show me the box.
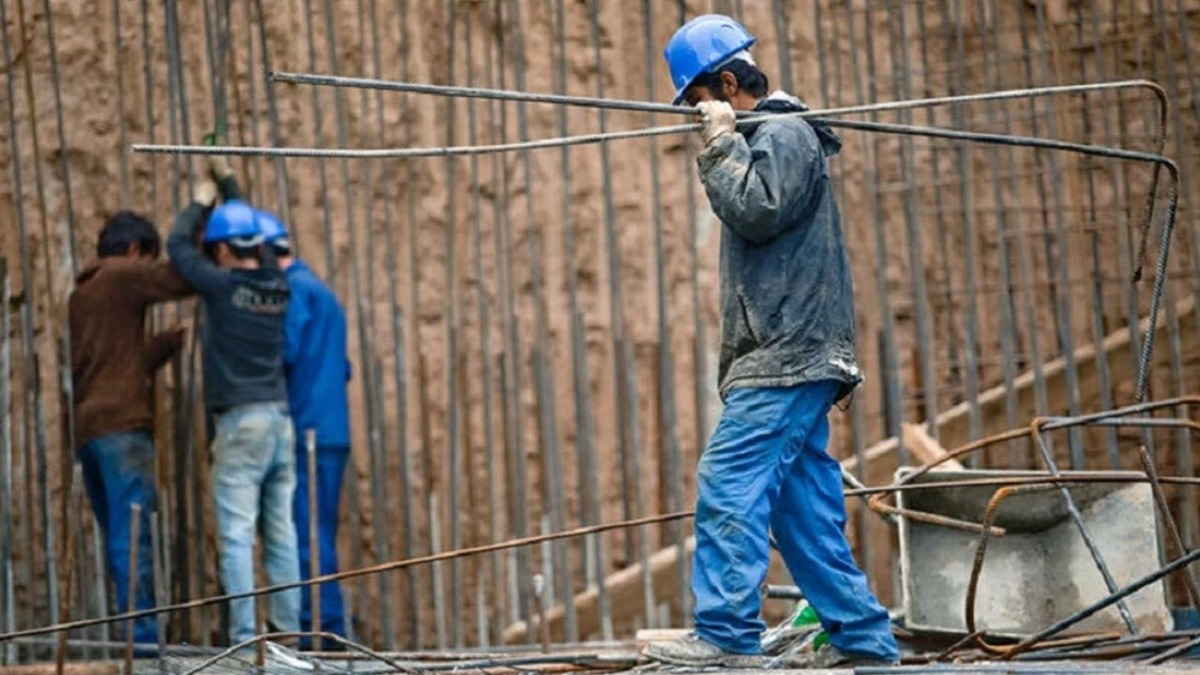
[754,90,842,157]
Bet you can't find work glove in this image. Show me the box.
[696,100,737,146]
[192,178,218,208]
[208,153,234,182]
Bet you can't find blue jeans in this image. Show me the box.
[293,445,349,647]
[212,402,300,645]
[77,430,159,644]
[692,383,898,661]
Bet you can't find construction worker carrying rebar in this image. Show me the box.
[68,212,193,648]
[166,154,301,647]
[643,14,899,669]
[255,210,353,649]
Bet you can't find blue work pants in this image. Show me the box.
[691,382,898,661]
[78,430,159,645]
[293,444,349,647]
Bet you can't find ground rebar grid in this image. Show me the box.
[2,0,1200,666]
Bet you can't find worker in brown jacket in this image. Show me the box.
[69,211,192,646]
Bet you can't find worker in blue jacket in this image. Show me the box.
[643,14,898,670]
[256,210,351,649]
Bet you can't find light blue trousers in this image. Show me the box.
[212,402,301,645]
[691,382,898,661]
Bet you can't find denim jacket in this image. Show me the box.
[697,91,861,402]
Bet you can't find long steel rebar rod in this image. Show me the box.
[8,468,1200,647]
[268,72,1165,131]
[1026,423,1139,632]
[0,510,695,641]
[139,113,1183,422]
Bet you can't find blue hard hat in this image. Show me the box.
[254,209,288,243]
[204,200,263,246]
[663,14,756,105]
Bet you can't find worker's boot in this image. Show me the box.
[642,632,760,667]
[778,643,898,669]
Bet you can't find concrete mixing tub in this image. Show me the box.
[895,468,1173,637]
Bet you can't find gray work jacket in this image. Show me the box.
[697,91,862,403]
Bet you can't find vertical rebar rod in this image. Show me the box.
[252,0,292,226]
[985,0,1049,461]
[816,0,876,596]
[0,259,12,665]
[150,512,165,667]
[162,0,199,641]
[39,0,78,271]
[885,0,939,440]
[644,0,685,629]
[430,493,447,649]
[1069,1,1121,469]
[13,0,60,628]
[950,0,1020,467]
[125,503,141,674]
[306,430,321,648]
[679,3,708,539]
[442,0,466,648]
[1148,0,1200,555]
[936,1,985,450]
[316,0,377,642]
[345,0,396,649]
[911,1,968,448]
[52,460,83,673]
[588,0,637,594]
[2,0,38,640]
[114,0,132,202]
[464,3,505,647]
[849,0,905,460]
[300,0,337,280]
[505,0,573,643]
[391,0,421,648]
[90,511,109,650]
[140,0,157,213]
[492,0,533,637]
[1026,2,1085,465]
